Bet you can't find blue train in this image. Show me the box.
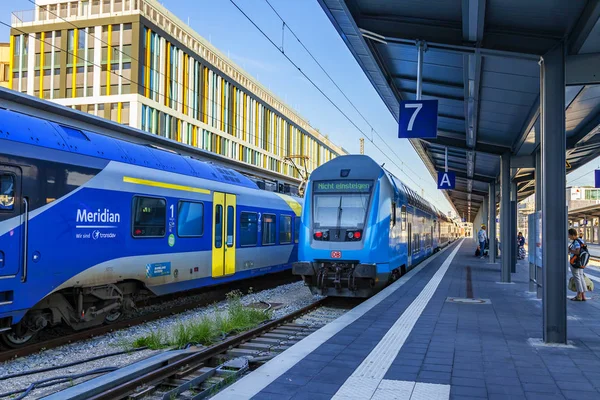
[293,155,456,297]
[0,108,302,347]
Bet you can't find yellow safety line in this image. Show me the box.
[123,176,210,194]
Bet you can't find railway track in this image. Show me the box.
[40,297,358,399]
[0,272,299,362]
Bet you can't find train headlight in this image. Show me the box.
[347,232,353,239]
[315,231,323,239]
[353,231,361,239]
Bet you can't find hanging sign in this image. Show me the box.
[398,100,438,139]
[437,171,456,190]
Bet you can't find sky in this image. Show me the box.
[2,1,598,213]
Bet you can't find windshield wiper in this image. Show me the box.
[336,197,343,238]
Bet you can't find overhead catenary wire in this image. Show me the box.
[228,0,446,210]
[263,0,428,183]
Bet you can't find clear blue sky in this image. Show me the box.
[2,1,597,212]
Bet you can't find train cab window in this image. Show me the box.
[0,175,15,211]
[262,213,276,245]
[401,206,406,231]
[215,205,223,248]
[240,212,258,246]
[226,206,234,247]
[177,201,204,237]
[280,215,292,244]
[132,196,166,237]
[294,217,300,244]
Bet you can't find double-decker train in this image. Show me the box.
[293,155,456,297]
[0,108,302,347]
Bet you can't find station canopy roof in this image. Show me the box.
[319,0,600,221]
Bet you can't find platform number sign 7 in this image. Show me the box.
[398,100,438,139]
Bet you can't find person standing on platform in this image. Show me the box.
[517,232,525,260]
[568,228,587,301]
[478,225,487,259]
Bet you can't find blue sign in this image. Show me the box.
[437,171,456,189]
[398,100,438,139]
[146,262,171,278]
[595,170,600,188]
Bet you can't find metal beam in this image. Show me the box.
[541,41,567,344]
[510,155,535,169]
[568,0,600,54]
[565,109,600,148]
[512,95,540,154]
[428,135,512,155]
[462,0,486,42]
[391,74,464,90]
[489,182,497,263]
[447,168,496,183]
[500,152,511,282]
[566,53,600,85]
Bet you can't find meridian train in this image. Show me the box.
[293,155,456,297]
[0,108,302,347]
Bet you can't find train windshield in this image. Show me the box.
[313,193,370,228]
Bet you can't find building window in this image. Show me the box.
[132,196,166,237]
[280,215,292,244]
[240,212,258,246]
[262,213,276,245]
[177,201,204,237]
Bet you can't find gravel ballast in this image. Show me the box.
[0,281,320,398]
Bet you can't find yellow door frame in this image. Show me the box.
[212,192,236,277]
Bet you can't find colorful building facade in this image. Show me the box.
[10,0,344,180]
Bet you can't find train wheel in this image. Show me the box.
[104,309,123,324]
[1,329,37,348]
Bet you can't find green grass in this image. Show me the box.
[132,291,272,350]
[132,330,167,349]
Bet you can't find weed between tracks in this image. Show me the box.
[132,290,272,350]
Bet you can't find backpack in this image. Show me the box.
[571,239,590,268]
[475,247,481,257]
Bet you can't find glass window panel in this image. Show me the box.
[178,201,204,237]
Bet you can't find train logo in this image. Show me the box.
[331,251,342,259]
[92,230,100,240]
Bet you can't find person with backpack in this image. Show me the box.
[477,225,487,259]
[568,228,590,301]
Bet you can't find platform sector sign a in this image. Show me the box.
[437,171,456,190]
[398,100,438,139]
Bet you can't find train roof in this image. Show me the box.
[0,108,259,190]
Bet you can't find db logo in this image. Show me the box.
[331,251,342,259]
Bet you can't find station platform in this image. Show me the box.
[214,239,600,400]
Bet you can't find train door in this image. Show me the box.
[407,223,412,267]
[0,166,24,279]
[212,192,236,278]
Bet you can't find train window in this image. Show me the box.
[0,175,15,211]
[240,212,258,246]
[226,206,234,247]
[262,213,276,245]
[391,202,397,227]
[177,201,204,237]
[215,205,223,248]
[132,196,166,237]
[294,217,300,244]
[401,206,406,231]
[280,215,292,244]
